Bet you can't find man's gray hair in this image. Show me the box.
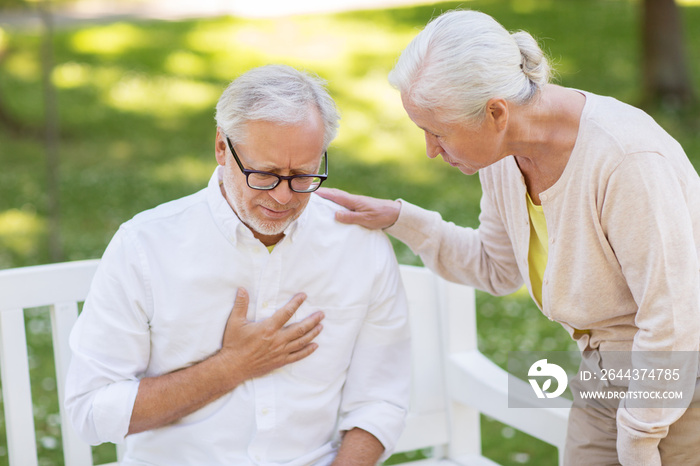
[215,65,340,149]
[388,10,552,125]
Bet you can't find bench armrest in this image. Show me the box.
[446,350,570,450]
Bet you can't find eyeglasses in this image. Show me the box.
[225,136,328,193]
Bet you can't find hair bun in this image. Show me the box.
[511,31,550,87]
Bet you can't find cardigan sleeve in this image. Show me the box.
[601,151,700,465]
[384,174,523,296]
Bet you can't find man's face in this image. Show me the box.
[215,111,325,246]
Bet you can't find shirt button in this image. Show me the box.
[540,194,548,202]
[261,408,269,415]
[544,279,549,285]
[262,301,269,308]
[550,237,555,244]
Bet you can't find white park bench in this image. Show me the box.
[0,260,570,465]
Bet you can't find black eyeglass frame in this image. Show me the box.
[225,136,328,193]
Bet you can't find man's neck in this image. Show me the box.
[253,231,284,247]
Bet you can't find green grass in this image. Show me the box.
[1,0,699,464]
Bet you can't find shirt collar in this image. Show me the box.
[206,166,309,247]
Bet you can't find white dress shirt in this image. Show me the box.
[66,167,411,465]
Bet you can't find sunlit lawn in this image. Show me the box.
[1,0,699,464]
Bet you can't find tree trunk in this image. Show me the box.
[38,0,64,262]
[641,0,694,108]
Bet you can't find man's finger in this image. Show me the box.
[231,288,250,319]
[286,341,319,364]
[287,323,323,352]
[284,315,324,343]
[268,293,308,328]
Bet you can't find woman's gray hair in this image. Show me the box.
[215,65,340,149]
[388,10,552,124]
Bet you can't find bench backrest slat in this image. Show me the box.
[0,260,100,466]
[0,308,40,466]
[393,265,481,458]
[51,302,94,466]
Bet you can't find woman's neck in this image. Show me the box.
[509,85,586,204]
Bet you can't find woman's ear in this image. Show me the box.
[486,98,509,132]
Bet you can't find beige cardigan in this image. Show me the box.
[386,91,700,465]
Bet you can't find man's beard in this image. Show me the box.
[222,176,302,238]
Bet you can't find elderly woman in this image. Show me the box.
[318,9,700,466]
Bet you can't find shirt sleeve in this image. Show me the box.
[65,226,151,445]
[384,174,522,295]
[336,231,411,461]
[601,152,700,464]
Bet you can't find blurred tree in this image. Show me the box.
[0,11,42,137]
[0,0,74,7]
[0,38,38,136]
[0,0,64,260]
[0,0,27,8]
[642,0,695,108]
[37,0,64,261]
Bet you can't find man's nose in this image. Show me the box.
[268,180,294,205]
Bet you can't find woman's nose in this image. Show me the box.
[425,132,442,159]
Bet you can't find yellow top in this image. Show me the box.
[526,193,548,307]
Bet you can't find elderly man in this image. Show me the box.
[65,65,410,465]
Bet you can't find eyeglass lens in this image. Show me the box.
[247,173,323,193]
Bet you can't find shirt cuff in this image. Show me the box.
[93,380,140,444]
[338,402,407,462]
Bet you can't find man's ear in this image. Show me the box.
[485,98,508,132]
[215,128,227,166]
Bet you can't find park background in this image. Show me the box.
[1,0,699,464]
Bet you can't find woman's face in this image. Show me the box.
[401,95,507,175]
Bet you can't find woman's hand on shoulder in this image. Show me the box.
[315,187,401,230]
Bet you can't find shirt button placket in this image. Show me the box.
[250,377,275,462]
[249,250,281,462]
